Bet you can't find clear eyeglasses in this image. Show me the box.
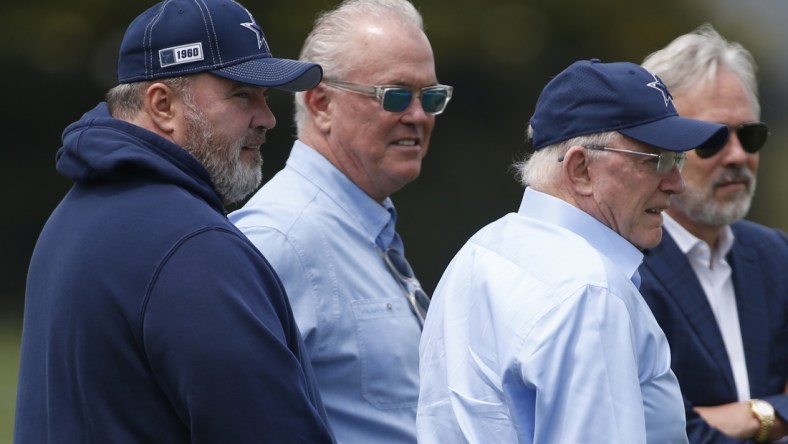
[382,248,430,329]
[584,144,687,174]
[323,79,453,115]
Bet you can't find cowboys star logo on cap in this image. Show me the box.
[240,7,270,52]
[646,74,673,107]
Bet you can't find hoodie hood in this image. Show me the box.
[57,103,224,212]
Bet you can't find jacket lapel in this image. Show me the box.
[728,226,769,396]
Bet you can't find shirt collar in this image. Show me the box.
[662,212,735,259]
[518,188,644,287]
[288,140,399,250]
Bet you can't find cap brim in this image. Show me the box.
[212,57,323,92]
[620,116,729,152]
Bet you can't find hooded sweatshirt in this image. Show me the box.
[15,103,335,443]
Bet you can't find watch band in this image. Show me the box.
[750,399,775,442]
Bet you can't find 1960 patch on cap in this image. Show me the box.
[159,43,204,68]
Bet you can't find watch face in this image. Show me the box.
[753,400,775,417]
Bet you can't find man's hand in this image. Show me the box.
[695,402,758,440]
[695,402,787,441]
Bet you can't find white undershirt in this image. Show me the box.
[663,214,750,401]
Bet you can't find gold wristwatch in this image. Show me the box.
[750,399,775,442]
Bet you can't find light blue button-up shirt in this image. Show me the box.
[417,188,686,444]
[230,141,419,443]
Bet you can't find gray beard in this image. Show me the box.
[181,99,263,206]
[670,166,756,226]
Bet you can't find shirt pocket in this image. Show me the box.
[352,297,420,409]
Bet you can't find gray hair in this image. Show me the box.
[642,24,760,118]
[293,0,424,133]
[106,77,192,120]
[514,126,616,190]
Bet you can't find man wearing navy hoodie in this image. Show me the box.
[14,0,334,442]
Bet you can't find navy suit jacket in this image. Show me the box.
[640,220,788,444]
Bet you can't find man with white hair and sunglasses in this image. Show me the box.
[638,24,788,443]
[231,0,449,442]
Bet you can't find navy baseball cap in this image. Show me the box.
[117,0,322,92]
[530,59,728,151]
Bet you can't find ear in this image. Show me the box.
[562,145,594,196]
[142,82,180,137]
[304,85,332,132]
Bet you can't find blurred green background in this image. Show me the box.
[2,0,787,440]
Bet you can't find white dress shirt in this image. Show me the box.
[662,214,749,401]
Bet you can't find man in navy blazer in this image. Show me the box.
[640,25,788,443]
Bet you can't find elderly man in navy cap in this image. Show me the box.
[417,59,728,444]
[15,0,334,442]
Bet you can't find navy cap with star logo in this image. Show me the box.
[529,59,727,152]
[117,0,322,92]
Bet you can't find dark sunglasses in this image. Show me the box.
[382,248,430,329]
[695,122,769,159]
[323,79,453,115]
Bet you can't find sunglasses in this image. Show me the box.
[382,248,430,329]
[695,122,769,159]
[323,79,453,115]
[583,145,686,174]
